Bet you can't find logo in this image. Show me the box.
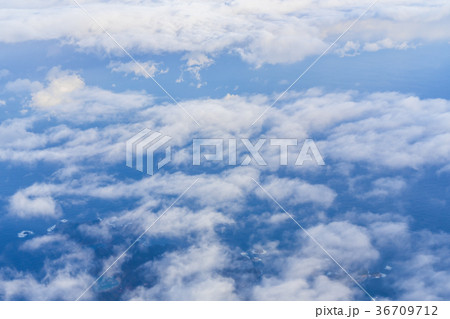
[126,128,172,175]
[193,138,325,166]
[126,129,325,175]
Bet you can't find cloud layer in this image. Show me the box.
[0,0,449,67]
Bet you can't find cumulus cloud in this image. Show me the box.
[251,221,378,300]
[85,206,234,243]
[319,93,450,169]
[5,78,43,93]
[125,242,238,300]
[9,190,59,219]
[0,270,93,301]
[31,69,84,108]
[253,256,355,300]
[2,76,450,173]
[250,211,450,301]
[0,238,95,300]
[364,177,407,198]
[0,117,47,150]
[1,58,449,301]
[395,250,450,300]
[0,1,448,67]
[28,67,152,122]
[255,176,336,208]
[304,222,379,269]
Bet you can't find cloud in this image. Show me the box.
[253,257,355,300]
[236,18,326,66]
[83,205,234,242]
[336,41,361,57]
[2,79,450,173]
[0,0,448,303]
[364,177,407,198]
[9,190,59,219]
[0,270,93,301]
[0,238,95,300]
[78,222,113,241]
[1,64,449,300]
[125,242,238,300]
[108,60,168,78]
[251,221,379,300]
[5,78,42,93]
[395,250,450,300]
[250,211,450,301]
[31,69,85,109]
[329,212,450,300]
[304,222,379,269]
[368,225,450,300]
[266,213,290,224]
[319,93,450,169]
[179,52,214,86]
[255,176,337,208]
[0,117,48,150]
[0,1,448,66]
[28,67,153,122]
[20,234,67,251]
[363,39,411,52]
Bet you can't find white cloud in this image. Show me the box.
[31,69,85,109]
[0,238,95,300]
[85,205,234,242]
[20,234,66,251]
[9,190,59,219]
[363,39,411,52]
[2,81,450,172]
[108,60,167,78]
[368,220,410,248]
[125,242,238,300]
[27,67,153,122]
[319,93,450,169]
[305,222,379,268]
[0,117,48,150]
[1,74,449,302]
[336,41,361,57]
[253,258,354,300]
[180,52,214,85]
[328,212,450,300]
[252,221,379,300]
[0,270,94,301]
[266,213,290,224]
[5,78,42,93]
[0,1,448,66]
[236,18,326,66]
[255,176,337,208]
[0,2,448,302]
[365,177,407,198]
[78,223,113,241]
[395,252,450,300]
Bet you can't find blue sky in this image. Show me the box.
[0,0,449,301]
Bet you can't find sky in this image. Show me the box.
[0,0,449,301]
